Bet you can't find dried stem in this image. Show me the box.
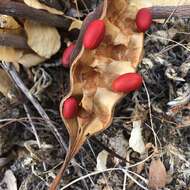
[0,33,29,49]
[0,1,71,29]
[90,136,137,164]
[151,5,190,19]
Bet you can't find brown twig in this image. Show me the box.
[0,33,29,49]
[151,5,190,19]
[90,136,139,164]
[0,1,71,29]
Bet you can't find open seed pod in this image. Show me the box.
[50,0,144,189]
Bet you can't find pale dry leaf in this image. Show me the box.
[0,69,14,98]
[0,46,23,62]
[24,20,61,58]
[69,20,83,31]
[96,150,109,171]
[149,158,167,190]
[109,130,129,158]
[24,0,64,15]
[103,187,113,190]
[0,15,21,29]
[0,170,17,190]
[129,120,145,154]
[19,53,45,68]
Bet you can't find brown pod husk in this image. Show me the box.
[50,0,144,189]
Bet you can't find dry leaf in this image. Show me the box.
[0,69,14,98]
[129,120,145,154]
[24,20,61,58]
[0,15,21,29]
[69,20,83,31]
[149,157,167,189]
[0,46,23,62]
[0,170,17,190]
[24,0,64,15]
[19,53,45,68]
[96,150,109,171]
[50,0,144,189]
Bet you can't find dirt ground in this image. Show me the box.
[0,1,190,190]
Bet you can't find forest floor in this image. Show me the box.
[0,1,190,190]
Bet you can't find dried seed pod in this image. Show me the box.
[61,43,76,67]
[62,97,78,119]
[50,0,144,189]
[83,19,105,49]
[112,73,143,93]
[135,8,152,32]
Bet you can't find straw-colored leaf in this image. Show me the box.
[24,20,61,59]
[0,46,23,62]
[19,53,45,68]
[96,150,109,171]
[24,0,64,15]
[69,20,83,31]
[129,120,145,154]
[0,69,14,98]
[0,15,21,29]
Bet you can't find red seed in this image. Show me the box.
[135,8,152,32]
[63,97,78,119]
[61,43,76,67]
[83,19,105,49]
[112,73,143,93]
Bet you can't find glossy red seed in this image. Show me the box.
[83,19,105,49]
[135,8,152,32]
[63,97,78,119]
[112,73,143,93]
[61,43,76,67]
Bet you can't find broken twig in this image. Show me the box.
[0,1,71,28]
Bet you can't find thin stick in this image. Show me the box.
[143,81,158,148]
[60,168,149,190]
[90,136,134,164]
[0,1,71,29]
